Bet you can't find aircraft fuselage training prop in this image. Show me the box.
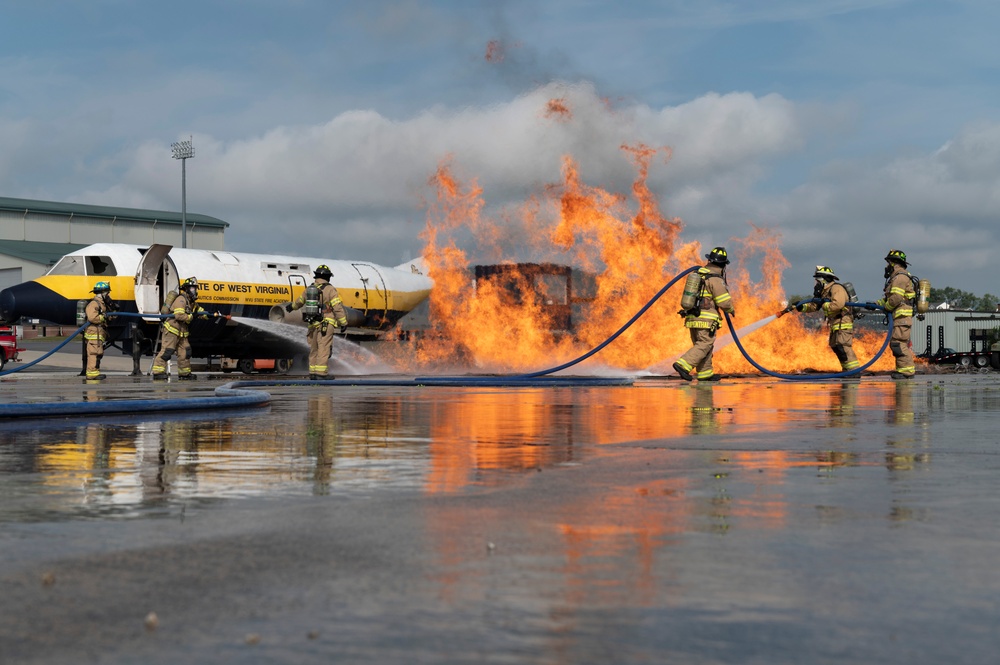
[0,243,433,361]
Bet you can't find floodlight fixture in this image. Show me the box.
[170,137,195,248]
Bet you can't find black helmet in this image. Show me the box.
[884,249,908,267]
[705,247,730,265]
[181,277,199,292]
[314,264,332,280]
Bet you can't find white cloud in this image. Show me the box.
[68,82,805,267]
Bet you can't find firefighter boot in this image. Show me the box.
[672,362,693,382]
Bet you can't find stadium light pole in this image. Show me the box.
[170,138,195,248]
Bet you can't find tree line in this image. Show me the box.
[928,287,999,312]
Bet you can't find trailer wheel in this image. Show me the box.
[975,355,990,368]
[238,358,255,375]
[276,358,292,374]
[0,350,6,371]
[959,356,972,367]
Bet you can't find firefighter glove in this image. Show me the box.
[285,303,294,313]
[340,326,347,334]
[866,303,877,311]
[796,303,807,312]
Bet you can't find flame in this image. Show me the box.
[485,39,504,63]
[403,146,898,375]
[544,98,572,120]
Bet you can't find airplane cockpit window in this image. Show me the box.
[86,256,116,276]
[47,256,86,276]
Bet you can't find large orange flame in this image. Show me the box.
[401,145,896,375]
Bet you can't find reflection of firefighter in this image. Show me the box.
[688,384,719,434]
[885,382,928,473]
[830,380,858,427]
[84,281,115,381]
[158,421,197,490]
[889,381,914,426]
[781,266,860,372]
[876,250,915,379]
[286,265,349,380]
[673,247,736,382]
[152,277,222,380]
[306,395,342,492]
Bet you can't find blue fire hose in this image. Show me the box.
[724,300,894,380]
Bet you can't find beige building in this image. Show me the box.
[0,196,228,290]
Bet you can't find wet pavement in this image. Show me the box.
[1,350,1000,664]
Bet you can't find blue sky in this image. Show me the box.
[1,0,999,295]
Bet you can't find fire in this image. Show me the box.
[399,146,897,376]
[485,40,504,63]
[544,98,572,120]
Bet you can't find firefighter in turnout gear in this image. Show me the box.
[151,277,218,380]
[84,281,114,380]
[779,266,860,373]
[876,249,916,379]
[673,247,736,382]
[286,265,349,380]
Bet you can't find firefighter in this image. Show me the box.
[673,247,736,382]
[84,281,115,380]
[779,266,860,373]
[876,249,916,379]
[151,277,218,380]
[285,265,349,380]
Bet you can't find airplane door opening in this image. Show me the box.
[135,244,176,321]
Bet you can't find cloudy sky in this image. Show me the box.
[1,0,998,295]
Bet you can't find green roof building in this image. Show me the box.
[0,196,229,289]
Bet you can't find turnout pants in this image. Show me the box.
[307,323,336,376]
[677,328,718,380]
[889,320,914,375]
[829,330,860,371]
[152,330,193,377]
[85,336,104,379]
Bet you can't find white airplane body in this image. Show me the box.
[0,243,432,362]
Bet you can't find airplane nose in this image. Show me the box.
[0,286,16,322]
[0,281,77,325]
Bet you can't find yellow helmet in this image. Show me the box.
[813,266,838,280]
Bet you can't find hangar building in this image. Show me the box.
[0,196,228,290]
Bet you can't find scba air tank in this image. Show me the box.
[76,300,87,326]
[159,290,178,315]
[679,272,703,311]
[916,278,931,314]
[302,284,321,321]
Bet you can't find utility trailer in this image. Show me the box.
[913,310,1000,369]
